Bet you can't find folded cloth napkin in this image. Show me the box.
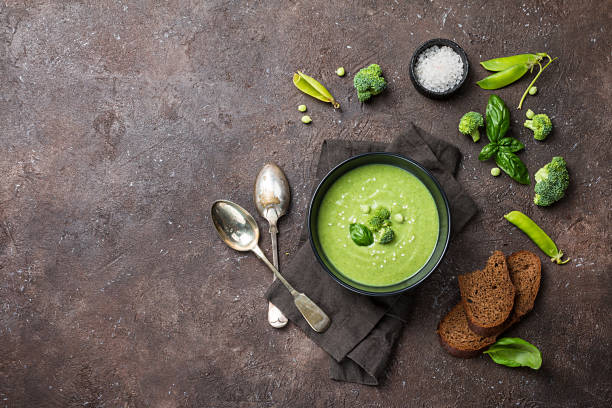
[265,123,478,385]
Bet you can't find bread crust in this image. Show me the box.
[464,310,510,337]
[437,329,483,358]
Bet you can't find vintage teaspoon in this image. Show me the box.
[254,163,290,328]
[211,200,331,333]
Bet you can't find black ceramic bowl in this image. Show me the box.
[409,38,469,99]
[308,153,451,296]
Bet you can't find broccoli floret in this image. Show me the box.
[354,64,387,102]
[368,216,384,231]
[524,113,552,141]
[373,207,390,220]
[534,156,570,206]
[377,227,395,244]
[458,112,484,142]
[368,207,391,231]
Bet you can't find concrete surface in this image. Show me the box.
[1,1,610,407]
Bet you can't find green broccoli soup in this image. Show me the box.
[317,164,439,287]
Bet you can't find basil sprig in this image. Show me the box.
[478,95,530,185]
[349,223,373,246]
[483,337,542,370]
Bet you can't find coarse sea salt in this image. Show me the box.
[414,45,464,92]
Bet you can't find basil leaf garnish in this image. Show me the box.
[497,137,525,153]
[483,337,542,370]
[478,95,529,184]
[495,151,530,184]
[349,223,373,246]
[478,143,499,161]
[485,94,510,143]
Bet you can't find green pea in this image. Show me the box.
[528,86,538,95]
[336,67,345,77]
[298,104,307,112]
[477,64,530,90]
[301,115,312,124]
[491,167,501,177]
[504,211,570,264]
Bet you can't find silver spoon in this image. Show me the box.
[254,163,290,328]
[211,200,331,333]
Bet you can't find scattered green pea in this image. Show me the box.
[360,204,370,214]
[504,210,570,264]
[528,86,538,95]
[491,167,501,177]
[301,115,312,124]
[393,213,404,223]
[336,67,345,77]
[526,109,535,119]
[298,104,307,112]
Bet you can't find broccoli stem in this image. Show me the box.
[470,129,480,142]
[517,55,557,110]
[524,120,535,131]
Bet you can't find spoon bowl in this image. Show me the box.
[211,200,259,251]
[254,163,290,227]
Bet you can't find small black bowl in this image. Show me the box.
[308,153,451,296]
[409,38,469,99]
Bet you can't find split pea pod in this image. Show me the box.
[480,54,541,71]
[504,210,570,265]
[293,71,340,108]
[476,64,530,90]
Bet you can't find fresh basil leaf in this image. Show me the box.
[478,143,499,161]
[498,137,525,153]
[349,223,373,246]
[495,151,530,184]
[485,94,510,143]
[483,337,542,370]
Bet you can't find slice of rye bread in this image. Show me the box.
[437,251,542,358]
[458,251,516,337]
[437,304,498,358]
[504,250,542,327]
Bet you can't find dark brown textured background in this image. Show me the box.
[1,1,610,407]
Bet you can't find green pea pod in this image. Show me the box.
[504,210,570,264]
[477,64,529,90]
[480,54,540,71]
[293,71,340,108]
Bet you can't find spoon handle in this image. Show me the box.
[251,246,331,333]
[293,293,331,333]
[268,226,289,328]
[252,245,297,295]
[270,226,279,269]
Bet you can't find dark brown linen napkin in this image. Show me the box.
[265,123,477,385]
